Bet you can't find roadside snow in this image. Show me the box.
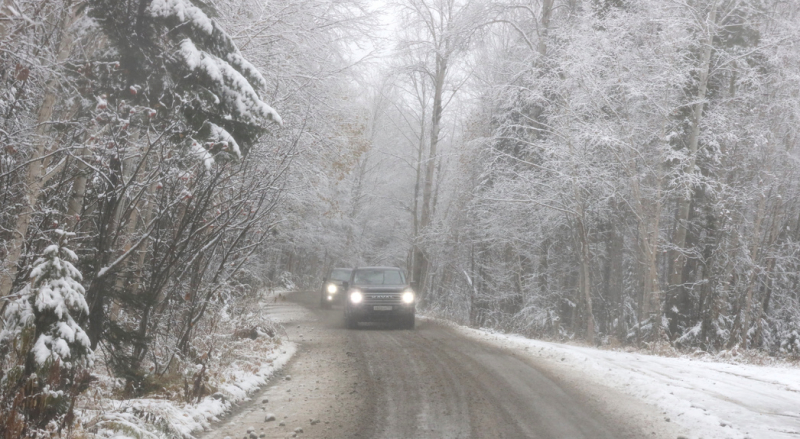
[454,324,800,439]
[87,344,295,439]
[79,293,297,439]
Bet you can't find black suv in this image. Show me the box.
[320,268,352,309]
[342,266,416,329]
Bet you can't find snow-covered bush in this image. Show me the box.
[278,271,296,291]
[778,323,800,358]
[0,230,93,437]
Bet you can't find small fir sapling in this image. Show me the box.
[0,229,93,435]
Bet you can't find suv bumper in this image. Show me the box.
[346,303,415,322]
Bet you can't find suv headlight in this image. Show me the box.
[350,290,363,304]
[401,290,415,304]
[326,283,337,294]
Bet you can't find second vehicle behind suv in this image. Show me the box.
[342,266,416,329]
[320,267,352,309]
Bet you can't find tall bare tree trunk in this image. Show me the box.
[567,135,594,341]
[630,167,664,332]
[669,2,717,301]
[0,2,77,299]
[415,52,447,295]
[110,131,145,304]
[738,187,767,348]
[641,199,662,338]
[411,105,426,286]
[128,181,159,294]
[754,200,782,347]
[623,114,666,341]
[575,214,594,341]
[64,146,88,231]
[538,0,554,57]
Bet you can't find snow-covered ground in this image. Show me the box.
[77,292,297,439]
[83,345,295,439]
[454,323,800,439]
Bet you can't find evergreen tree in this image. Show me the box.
[80,0,283,350]
[0,230,92,437]
[86,0,282,157]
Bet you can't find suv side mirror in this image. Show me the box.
[410,281,419,291]
[342,281,349,290]
[322,277,327,283]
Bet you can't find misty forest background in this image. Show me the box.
[1,0,800,435]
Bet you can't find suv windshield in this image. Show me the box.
[353,269,405,285]
[330,269,351,282]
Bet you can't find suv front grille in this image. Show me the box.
[362,293,402,305]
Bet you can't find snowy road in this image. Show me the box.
[202,291,682,439]
[458,329,800,439]
[347,315,676,439]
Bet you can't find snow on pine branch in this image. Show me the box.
[191,140,215,171]
[206,121,242,158]
[182,122,247,175]
[178,38,282,127]
[226,51,269,92]
[148,0,268,90]
[148,0,279,128]
[148,0,214,36]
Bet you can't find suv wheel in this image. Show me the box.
[345,315,358,329]
[402,314,415,330]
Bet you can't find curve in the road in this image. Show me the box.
[202,291,676,439]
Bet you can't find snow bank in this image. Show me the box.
[452,323,800,439]
[79,294,297,439]
[84,343,295,439]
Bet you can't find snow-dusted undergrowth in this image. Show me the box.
[75,295,296,439]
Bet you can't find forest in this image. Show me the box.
[0,0,799,436]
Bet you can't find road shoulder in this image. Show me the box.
[201,291,370,439]
[450,319,800,439]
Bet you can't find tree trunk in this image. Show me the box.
[537,0,554,57]
[415,52,447,295]
[641,200,662,326]
[604,224,624,338]
[0,2,77,299]
[737,189,767,348]
[64,146,88,231]
[624,134,664,341]
[669,2,717,303]
[576,216,594,341]
[568,135,594,341]
[411,100,426,286]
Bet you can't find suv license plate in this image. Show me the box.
[374,306,392,311]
